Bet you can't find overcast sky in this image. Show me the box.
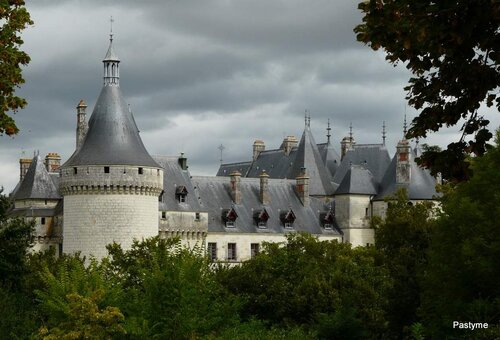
[1,0,498,193]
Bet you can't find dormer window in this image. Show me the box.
[280,209,296,229]
[175,186,188,203]
[320,206,335,230]
[222,207,238,228]
[254,208,269,229]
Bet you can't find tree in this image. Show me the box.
[419,130,500,338]
[373,189,435,337]
[355,0,499,182]
[0,0,33,136]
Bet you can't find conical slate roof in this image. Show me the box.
[319,142,340,177]
[288,125,335,195]
[64,85,159,167]
[103,37,120,61]
[14,155,60,200]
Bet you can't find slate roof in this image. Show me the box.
[374,148,439,201]
[335,165,378,195]
[216,161,252,177]
[246,149,296,178]
[333,144,390,185]
[104,37,120,61]
[63,85,159,168]
[191,176,341,236]
[14,155,60,200]
[154,156,202,212]
[317,142,341,177]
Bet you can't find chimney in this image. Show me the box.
[259,171,270,205]
[178,152,187,170]
[76,99,88,150]
[229,170,242,204]
[396,139,411,184]
[340,136,355,160]
[19,158,32,182]
[45,153,61,173]
[295,167,310,207]
[253,140,265,161]
[280,135,298,155]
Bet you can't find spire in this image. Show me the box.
[304,110,311,127]
[403,114,407,136]
[103,18,120,86]
[382,121,386,145]
[349,122,353,142]
[326,119,332,144]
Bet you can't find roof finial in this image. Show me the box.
[218,144,225,165]
[382,121,386,145]
[403,114,408,136]
[304,110,308,127]
[349,122,353,142]
[304,110,311,127]
[326,118,332,144]
[110,16,114,41]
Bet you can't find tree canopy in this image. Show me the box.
[0,0,33,136]
[355,0,500,181]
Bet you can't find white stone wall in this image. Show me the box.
[205,232,341,263]
[342,228,375,247]
[335,194,373,246]
[63,194,159,259]
[14,199,59,209]
[159,211,208,249]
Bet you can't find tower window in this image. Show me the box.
[251,243,260,258]
[161,211,166,219]
[195,212,200,221]
[104,166,110,173]
[73,167,77,175]
[138,167,144,175]
[41,217,46,225]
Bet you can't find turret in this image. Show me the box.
[396,116,411,184]
[76,100,88,150]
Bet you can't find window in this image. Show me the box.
[179,195,186,203]
[258,221,267,228]
[251,243,260,258]
[138,167,144,175]
[195,212,200,221]
[161,212,166,219]
[41,217,46,225]
[175,186,188,203]
[73,167,77,174]
[324,223,332,230]
[208,242,217,262]
[254,208,269,229]
[365,207,369,217]
[104,166,110,173]
[227,243,237,261]
[284,222,293,229]
[225,221,235,228]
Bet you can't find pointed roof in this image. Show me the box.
[374,149,439,200]
[103,35,120,62]
[64,85,159,167]
[335,165,378,195]
[288,125,335,195]
[318,142,341,177]
[15,155,60,200]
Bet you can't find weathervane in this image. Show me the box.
[349,122,353,142]
[110,16,114,40]
[382,121,386,145]
[326,118,332,144]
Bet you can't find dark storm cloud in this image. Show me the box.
[2,0,478,193]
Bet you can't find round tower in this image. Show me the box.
[60,33,163,259]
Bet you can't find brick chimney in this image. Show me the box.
[19,158,32,182]
[295,167,310,207]
[259,171,270,205]
[253,140,265,161]
[230,170,242,204]
[45,153,61,173]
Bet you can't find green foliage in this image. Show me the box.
[103,237,240,339]
[419,130,500,338]
[216,233,391,338]
[355,0,499,182]
[0,0,33,136]
[373,189,435,337]
[0,216,34,289]
[0,285,39,340]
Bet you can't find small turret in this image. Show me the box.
[396,117,411,184]
[76,100,88,150]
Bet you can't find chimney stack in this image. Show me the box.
[178,152,187,170]
[396,139,411,184]
[280,135,298,155]
[253,140,265,161]
[230,170,242,204]
[19,158,32,182]
[259,171,270,205]
[295,167,310,207]
[340,136,355,160]
[76,99,88,150]
[45,153,61,173]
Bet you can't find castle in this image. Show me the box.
[9,35,439,261]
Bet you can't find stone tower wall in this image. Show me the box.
[60,165,163,259]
